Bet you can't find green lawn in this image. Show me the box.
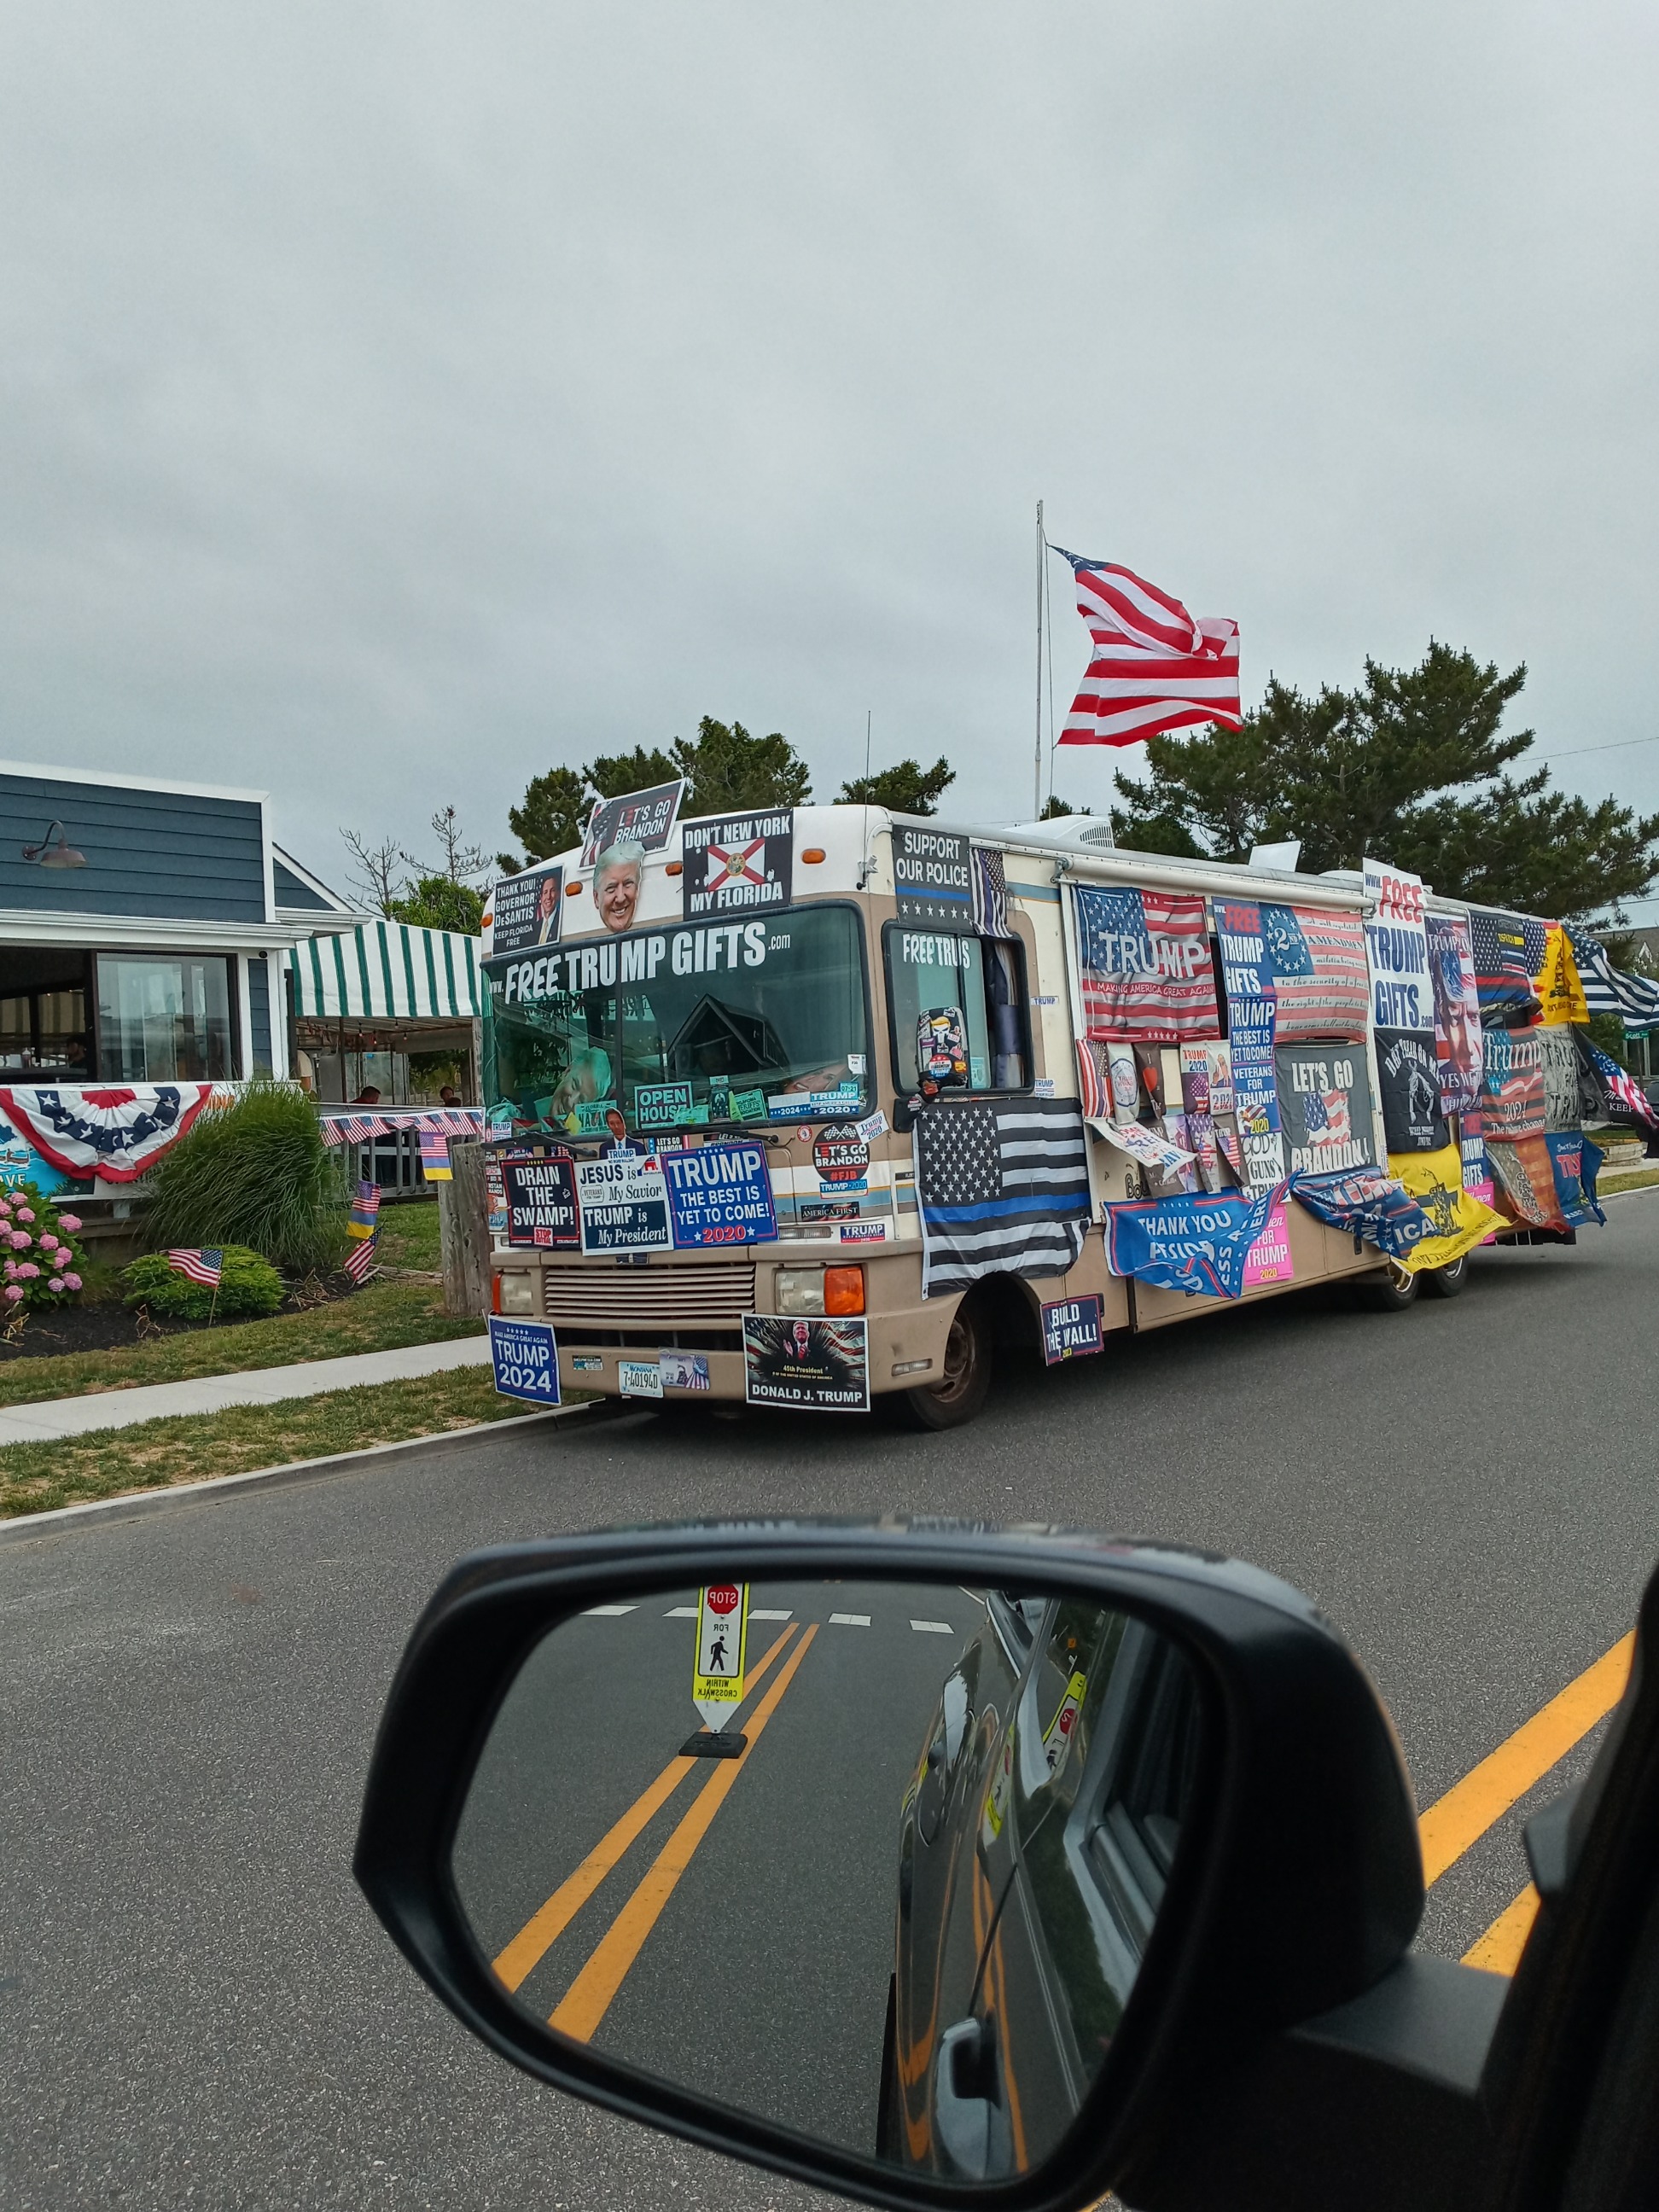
[376,1200,442,1272]
[0,1277,482,1411]
[1600,1167,1659,1196]
[0,1367,545,1521]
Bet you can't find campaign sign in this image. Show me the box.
[681,809,794,919]
[580,779,684,869]
[1040,1294,1103,1365]
[490,864,563,957]
[893,826,973,926]
[487,1316,562,1406]
[742,1314,870,1412]
[813,1123,870,1185]
[501,1155,580,1249]
[574,1151,672,1254]
[663,1142,777,1247]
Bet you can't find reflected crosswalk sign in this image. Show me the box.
[692,1582,750,1732]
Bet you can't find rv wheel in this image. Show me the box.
[1419,1254,1469,1298]
[1367,1260,1421,1312]
[900,1293,992,1429]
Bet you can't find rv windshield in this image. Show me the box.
[484,905,870,1137]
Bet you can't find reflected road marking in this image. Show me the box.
[911,1621,953,1635]
[491,1623,799,1994]
[549,1624,821,2042]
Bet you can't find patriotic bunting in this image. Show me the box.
[0,1084,215,1183]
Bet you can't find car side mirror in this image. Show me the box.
[355,1521,1429,2210]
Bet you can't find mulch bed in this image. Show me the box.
[0,1278,365,1362]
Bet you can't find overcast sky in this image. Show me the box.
[3,3,1656,898]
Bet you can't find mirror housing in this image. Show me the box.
[355,1521,1423,2211]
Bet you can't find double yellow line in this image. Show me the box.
[1420,1630,1634,1973]
[492,1620,819,2039]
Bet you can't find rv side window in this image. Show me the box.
[882,924,1030,1094]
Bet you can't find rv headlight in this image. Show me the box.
[774,1269,824,1316]
[498,1272,538,1315]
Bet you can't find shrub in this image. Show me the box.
[0,1183,89,1312]
[139,1082,348,1276]
[121,1246,286,1322]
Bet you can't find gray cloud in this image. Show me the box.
[3,3,1656,893]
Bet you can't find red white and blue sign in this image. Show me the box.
[488,1315,562,1405]
[0,1084,214,1183]
[663,1142,777,1247]
[1040,1294,1103,1365]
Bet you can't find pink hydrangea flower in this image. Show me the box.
[15,1207,34,1223]
[3,1285,21,1302]
[47,1277,64,1294]
[62,1272,81,1290]
[38,1233,58,1252]
[9,1231,29,1250]
[17,1263,38,1279]
[57,1214,82,1231]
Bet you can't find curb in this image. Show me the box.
[0,1399,602,1548]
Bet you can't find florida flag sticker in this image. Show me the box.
[681,812,795,919]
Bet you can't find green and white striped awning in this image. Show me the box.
[288,920,479,1022]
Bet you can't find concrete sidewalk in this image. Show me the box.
[0,1335,492,1445]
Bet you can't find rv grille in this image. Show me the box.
[541,1261,758,1329]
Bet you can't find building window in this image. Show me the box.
[0,950,93,1076]
[96,955,236,1081]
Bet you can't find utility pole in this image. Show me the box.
[1034,500,1045,819]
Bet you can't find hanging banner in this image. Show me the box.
[580,779,684,870]
[680,810,795,921]
[1460,1108,1495,1210]
[1481,1027,1546,1141]
[1536,925,1589,1027]
[1425,911,1485,1116]
[1540,1027,1582,1132]
[501,1154,580,1248]
[662,1141,778,1247]
[1104,1182,1287,1301]
[1374,1029,1447,1153]
[1470,908,1545,1030]
[1073,887,1219,1042]
[1214,900,1281,1184]
[1545,1133,1604,1229]
[0,1083,215,1185]
[1256,904,1371,1042]
[1179,1040,1233,1118]
[1273,1044,1378,1175]
[1389,1144,1508,1272]
[1364,859,1442,1153]
[1288,1167,1432,1260]
[1487,1133,1563,1227]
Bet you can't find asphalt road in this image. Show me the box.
[5,1192,1659,2209]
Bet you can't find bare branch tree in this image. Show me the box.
[403,806,492,888]
[341,830,405,916]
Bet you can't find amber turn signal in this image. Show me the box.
[665,861,683,876]
[801,847,826,864]
[824,1266,865,1316]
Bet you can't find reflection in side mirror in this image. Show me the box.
[451,1578,1205,2186]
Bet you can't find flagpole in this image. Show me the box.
[1034,500,1045,818]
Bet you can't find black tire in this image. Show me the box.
[1419,1253,1469,1298]
[900,1293,993,1429]
[875,1974,901,2163]
[1366,1260,1421,1312]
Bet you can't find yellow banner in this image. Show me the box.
[1389,1144,1507,1272]
[1536,925,1589,1027]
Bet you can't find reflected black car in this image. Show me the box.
[882,1591,1202,2181]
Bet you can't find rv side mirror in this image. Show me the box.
[356,1519,1461,2212]
[916,1007,970,1090]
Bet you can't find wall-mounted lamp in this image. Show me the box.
[21,822,88,869]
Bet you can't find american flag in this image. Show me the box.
[343,1236,378,1284]
[915,1098,1091,1297]
[1074,886,1219,1042]
[1303,1090,1352,1147]
[1582,1038,1659,1128]
[1075,1039,1109,1120]
[167,1248,223,1288]
[972,847,1010,939]
[1258,905,1371,1042]
[1054,553,1242,749]
[1470,908,1546,1026]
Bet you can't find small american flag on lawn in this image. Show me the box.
[915,1097,1091,1298]
[343,1237,377,1284]
[167,1248,223,1288]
